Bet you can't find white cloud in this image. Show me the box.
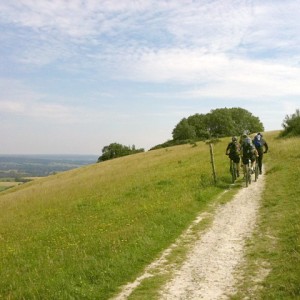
[0,79,42,102]
[0,78,76,122]
[0,1,253,51]
[115,49,300,99]
[241,1,300,55]
[3,0,299,77]
[0,101,25,113]
[0,0,153,38]
[0,78,139,125]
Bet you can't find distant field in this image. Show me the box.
[0,182,21,187]
[0,154,98,178]
[0,181,21,192]
[0,178,42,192]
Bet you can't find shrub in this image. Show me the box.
[280,109,300,137]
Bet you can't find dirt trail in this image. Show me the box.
[113,175,265,300]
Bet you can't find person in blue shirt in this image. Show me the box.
[253,133,269,174]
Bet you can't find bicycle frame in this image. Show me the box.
[230,159,237,183]
[254,156,259,182]
[244,159,252,187]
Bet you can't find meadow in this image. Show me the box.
[0,140,231,299]
[0,181,21,192]
[233,132,300,299]
[0,132,299,299]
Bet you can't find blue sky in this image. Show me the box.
[1,0,299,154]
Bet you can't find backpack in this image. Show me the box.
[253,135,262,148]
[229,141,239,155]
[242,138,254,156]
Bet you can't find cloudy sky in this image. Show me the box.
[1,0,299,154]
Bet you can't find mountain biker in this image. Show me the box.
[241,136,258,174]
[226,136,241,177]
[239,131,250,168]
[253,132,269,174]
[239,130,250,145]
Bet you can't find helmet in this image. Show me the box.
[232,136,237,142]
[257,132,263,137]
[245,137,252,145]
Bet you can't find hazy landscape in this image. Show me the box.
[0,154,98,177]
[0,155,98,191]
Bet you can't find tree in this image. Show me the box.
[172,118,197,140]
[227,107,264,135]
[206,108,234,137]
[187,114,210,139]
[280,109,300,137]
[97,143,144,162]
[172,107,264,141]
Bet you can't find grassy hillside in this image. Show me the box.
[0,140,232,299]
[233,131,300,299]
[1,132,299,299]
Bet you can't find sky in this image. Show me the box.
[1,0,300,155]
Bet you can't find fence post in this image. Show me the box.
[209,143,217,184]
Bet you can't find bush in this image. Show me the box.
[98,143,144,162]
[280,109,300,137]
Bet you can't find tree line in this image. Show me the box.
[151,107,264,149]
[97,143,144,162]
[97,107,300,161]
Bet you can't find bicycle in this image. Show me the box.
[229,159,237,183]
[244,159,252,187]
[254,156,259,182]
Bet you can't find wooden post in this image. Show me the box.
[209,143,217,184]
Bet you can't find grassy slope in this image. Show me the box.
[0,141,231,299]
[0,181,21,192]
[233,131,300,299]
[1,132,299,299]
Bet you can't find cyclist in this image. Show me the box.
[239,130,250,145]
[241,136,258,174]
[253,132,269,174]
[226,136,241,177]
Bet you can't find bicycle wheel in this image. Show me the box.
[254,162,259,182]
[245,161,252,187]
[248,167,252,185]
[245,164,249,187]
[230,160,236,183]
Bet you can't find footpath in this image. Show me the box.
[113,175,265,300]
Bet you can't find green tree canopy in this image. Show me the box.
[98,143,144,162]
[280,109,300,137]
[172,118,197,140]
[172,107,264,141]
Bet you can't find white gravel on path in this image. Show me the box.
[161,175,265,299]
[113,175,265,300]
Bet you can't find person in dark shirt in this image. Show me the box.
[253,132,269,174]
[241,136,258,174]
[226,136,241,177]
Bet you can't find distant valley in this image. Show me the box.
[0,154,98,179]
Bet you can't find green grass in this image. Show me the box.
[232,132,300,299]
[0,141,233,299]
[0,186,7,192]
[0,181,21,192]
[3,133,298,299]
